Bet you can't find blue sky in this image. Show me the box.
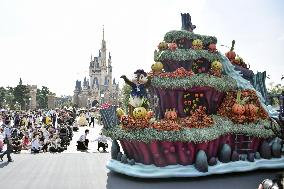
[0,0,283,96]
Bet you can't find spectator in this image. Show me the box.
[77,129,89,151]
[31,134,41,153]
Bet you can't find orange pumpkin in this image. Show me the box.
[146,111,154,119]
[168,43,177,51]
[225,40,236,60]
[245,104,258,115]
[208,43,217,53]
[232,104,245,115]
[232,91,248,115]
[164,109,178,120]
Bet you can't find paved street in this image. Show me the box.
[0,124,283,189]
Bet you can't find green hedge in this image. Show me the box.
[102,115,277,143]
[154,49,223,62]
[151,74,237,92]
[164,30,217,45]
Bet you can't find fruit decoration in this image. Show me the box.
[164,109,178,120]
[192,39,203,50]
[159,67,195,78]
[158,41,168,50]
[168,43,178,51]
[133,106,147,119]
[232,91,248,115]
[180,106,213,128]
[116,108,125,119]
[151,62,164,73]
[225,40,236,60]
[208,43,217,53]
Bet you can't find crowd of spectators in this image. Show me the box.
[0,108,78,154]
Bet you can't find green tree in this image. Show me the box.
[268,83,284,106]
[0,87,6,108]
[13,79,31,110]
[5,86,15,109]
[37,86,51,109]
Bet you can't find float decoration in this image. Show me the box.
[102,13,283,178]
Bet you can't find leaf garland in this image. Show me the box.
[151,74,237,92]
[154,49,223,62]
[102,115,278,143]
[164,30,217,45]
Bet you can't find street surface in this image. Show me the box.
[0,123,282,189]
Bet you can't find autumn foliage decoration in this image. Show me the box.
[218,90,269,123]
[180,106,214,128]
[158,67,195,78]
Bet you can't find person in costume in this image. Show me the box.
[77,112,88,127]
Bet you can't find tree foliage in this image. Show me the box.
[13,79,31,110]
[37,86,51,109]
[268,84,284,106]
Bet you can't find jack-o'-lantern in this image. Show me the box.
[211,60,222,71]
[133,107,147,119]
[164,109,178,120]
[192,39,203,50]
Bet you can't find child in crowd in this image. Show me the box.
[31,134,41,153]
[22,132,30,150]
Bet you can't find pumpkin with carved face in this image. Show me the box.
[211,61,222,71]
[192,39,203,50]
[133,107,147,119]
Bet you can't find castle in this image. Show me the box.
[72,28,119,108]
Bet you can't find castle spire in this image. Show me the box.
[102,25,104,41]
[91,54,93,61]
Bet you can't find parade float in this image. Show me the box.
[100,13,284,178]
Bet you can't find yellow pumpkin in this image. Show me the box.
[133,107,147,119]
[158,41,168,50]
[192,39,203,50]
[211,61,222,71]
[116,108,125,118]
[151,62,163,73]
